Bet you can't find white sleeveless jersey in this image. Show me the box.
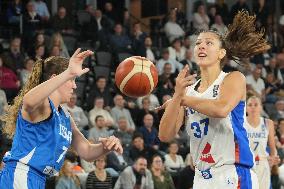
[245,117,269,159]
[185,71,254,171]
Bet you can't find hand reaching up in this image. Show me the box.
[67,48,93,77]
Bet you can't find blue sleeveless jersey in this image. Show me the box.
[3,99,72,176]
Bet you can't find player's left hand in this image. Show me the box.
[268,155,281,166]
[99,136,123,155]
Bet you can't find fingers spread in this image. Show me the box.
[177,65,189,78]
[72,48,81,58]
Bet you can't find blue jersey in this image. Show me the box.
[3,98,72,176]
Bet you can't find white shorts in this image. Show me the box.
[253,160,270,189]
[193,164,259,189]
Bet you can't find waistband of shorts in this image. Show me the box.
[4,161,46,181]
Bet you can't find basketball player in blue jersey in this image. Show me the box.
[245,96,280,189]
[0,49,123,189]
[158,11,270,189]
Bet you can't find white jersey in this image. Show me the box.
[245,117,269,159]
[185,71,254,171]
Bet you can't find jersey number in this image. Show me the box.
[56,146,68,163]
[253,141,259,151]
[191,118,209,138]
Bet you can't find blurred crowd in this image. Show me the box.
[1,0,284,188]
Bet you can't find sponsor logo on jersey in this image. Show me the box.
[200,142,215,163]
[212,85,219,97]
[200,169,212,179]
[59,124,72,143]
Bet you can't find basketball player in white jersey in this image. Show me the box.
[245,96,280,189]
[158,11,270,189]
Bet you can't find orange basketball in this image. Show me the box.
[115,56,158,98]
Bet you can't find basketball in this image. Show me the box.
[115,56,158,98]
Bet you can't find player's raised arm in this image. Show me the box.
[159,65,195,142]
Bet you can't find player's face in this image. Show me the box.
[194,32,225,68]
[58,78,77,103]
[246,98,262,116]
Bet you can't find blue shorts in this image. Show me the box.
[0,161,46,189]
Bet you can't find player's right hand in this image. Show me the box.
[174,65,197,97]
[68,48,93,77]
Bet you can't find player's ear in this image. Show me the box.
[219,48,226,60]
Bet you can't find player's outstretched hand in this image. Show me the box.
[68,48,93,77]
[99,136,123,155]
[154,99,172,111]
[174,65,197,97]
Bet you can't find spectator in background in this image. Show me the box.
[264,72,283,103]
[118,10,128,33]
[110,23,132,54]
[175,2,187,29]
[208,5,217,27]
[56,160,81,189]
[271,100,284,120]
[180,49,198,74]
[106,150,129,173]
[33,0,50,22]
[150,154,175,189]
[135,97,159,127]
[263,57,283,83]
[51,6,74,35]
[168,38,186,62]
[87,9,111,50]
[103,2,117,27]
[113,116,133,149]
[136,94,160,111]
[33,44,46,60]
[0,89,7,116]
[139,36,158,63]
[178,153,194,189]
[138,114,160,150]
[86,156,112,189]
[87,76,113,111]
[1,37,26,74]
[129,134,158,162]
[216,0,230,25]
[132,22,147,56]
[88,97,114,129]
[48,32,70,58]
[210,15,228,35]
[114,156,154,189]
[246,66,266,100]
[6,0,23,25]
[28,33,48,58]
[230,0,250,23]
[49,45,61,56]
[20,58,34,86]
[156,48,183,76]
[0,57,20,103]
[164,10,185,43]
[193,3,210,31]
[23,1,43,43]
[111,94,136,131]
[62,93,89,134]
[88,115,111,143]
[164,141,185,174]
[156,63,175,101]
[253,0,269,28]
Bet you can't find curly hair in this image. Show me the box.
[200,10,271,67]
[1,56,69,139]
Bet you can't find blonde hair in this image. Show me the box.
[1,56,69,139]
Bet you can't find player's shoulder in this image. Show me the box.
[224,71,246,82]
